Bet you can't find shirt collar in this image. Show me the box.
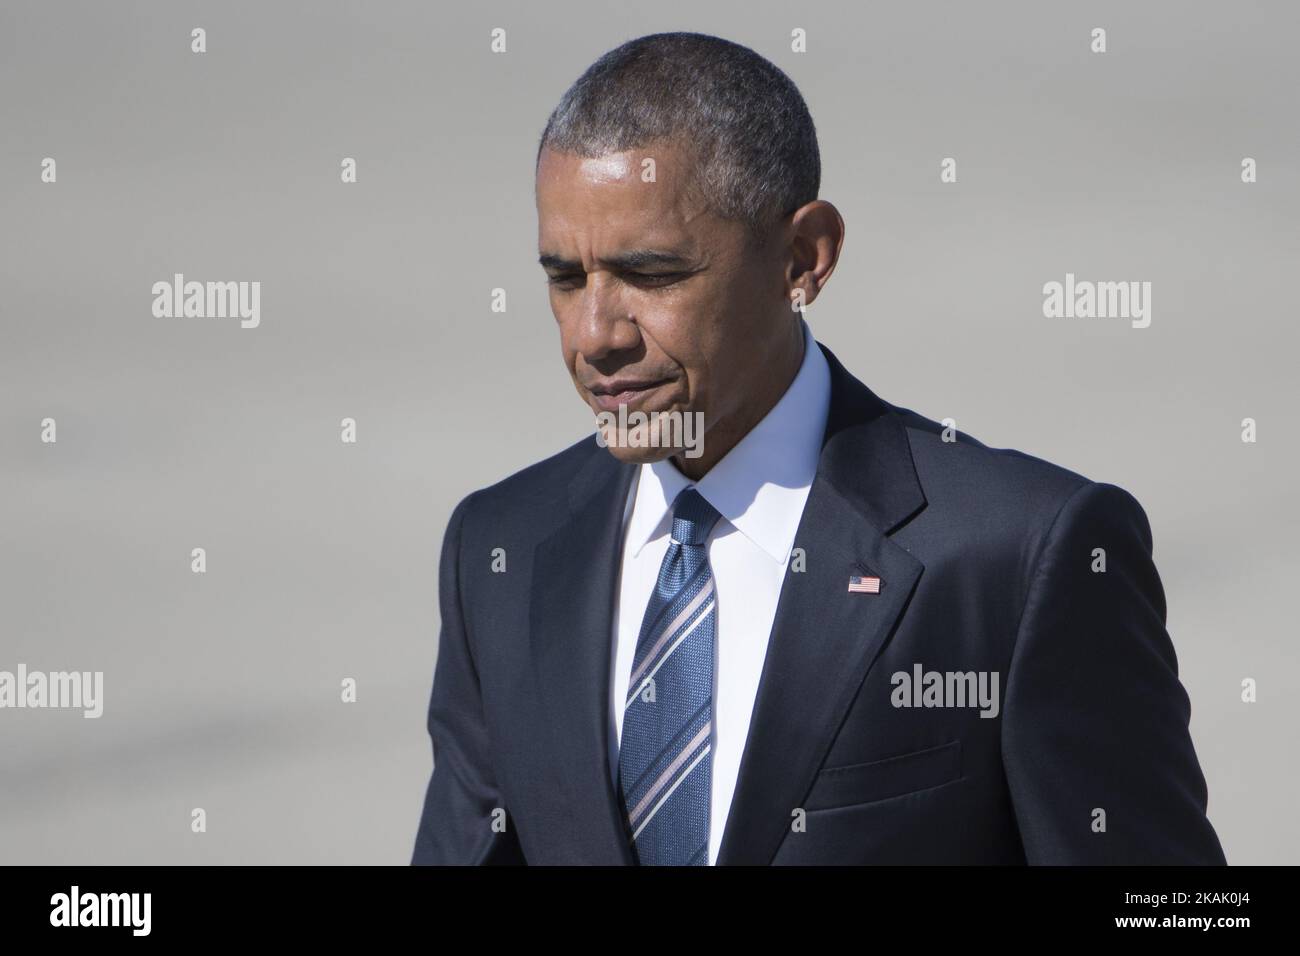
[624,319,831,564]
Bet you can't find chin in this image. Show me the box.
[593,414,685,463]
[597,437,679,465]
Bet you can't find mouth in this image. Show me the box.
[586,377,675,413]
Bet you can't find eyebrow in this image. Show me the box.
[538,250,692,272]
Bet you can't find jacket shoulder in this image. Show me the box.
[887,404,1160,635]
[894,404,1093,500]
[451,433,604,533]
[889,404,1148,561]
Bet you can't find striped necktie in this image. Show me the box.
[618,487,722,866]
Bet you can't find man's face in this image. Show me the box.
[535,139,795,470]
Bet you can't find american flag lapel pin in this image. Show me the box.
[848,574,881,594]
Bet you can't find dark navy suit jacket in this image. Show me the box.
[412,342,1226,865]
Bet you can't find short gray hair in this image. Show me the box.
[538,32,821,238]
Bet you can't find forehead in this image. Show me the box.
[535,141,712,251]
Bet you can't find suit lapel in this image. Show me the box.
[716,345,927,865]
[526,344,927,866]
[529,445,637,864]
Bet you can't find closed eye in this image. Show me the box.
[622,271,688,288]
[546,270,691,291]
[546,273,585,290]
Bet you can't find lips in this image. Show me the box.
[587,378,673,412]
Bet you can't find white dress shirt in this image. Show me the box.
[607,319,832,865]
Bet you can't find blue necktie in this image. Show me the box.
[618,487,722,866]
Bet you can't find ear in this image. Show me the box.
[784,200,846,309]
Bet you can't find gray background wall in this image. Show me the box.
[1,0,1295,864]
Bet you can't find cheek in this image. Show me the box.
[549,298,580,359]
[554,326,579,376]
[685,282,762,412]
[633,294,701,371]
[549,288,573,327]
[650,316,725,412]
[564,343,584,380]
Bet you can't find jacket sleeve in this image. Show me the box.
[411,492,526,864]
[1001,481,1226,864]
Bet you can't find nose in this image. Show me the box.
[565,272,640,364]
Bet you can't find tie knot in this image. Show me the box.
[670,488,721,547]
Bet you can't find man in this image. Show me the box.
[411,32,1225,865]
